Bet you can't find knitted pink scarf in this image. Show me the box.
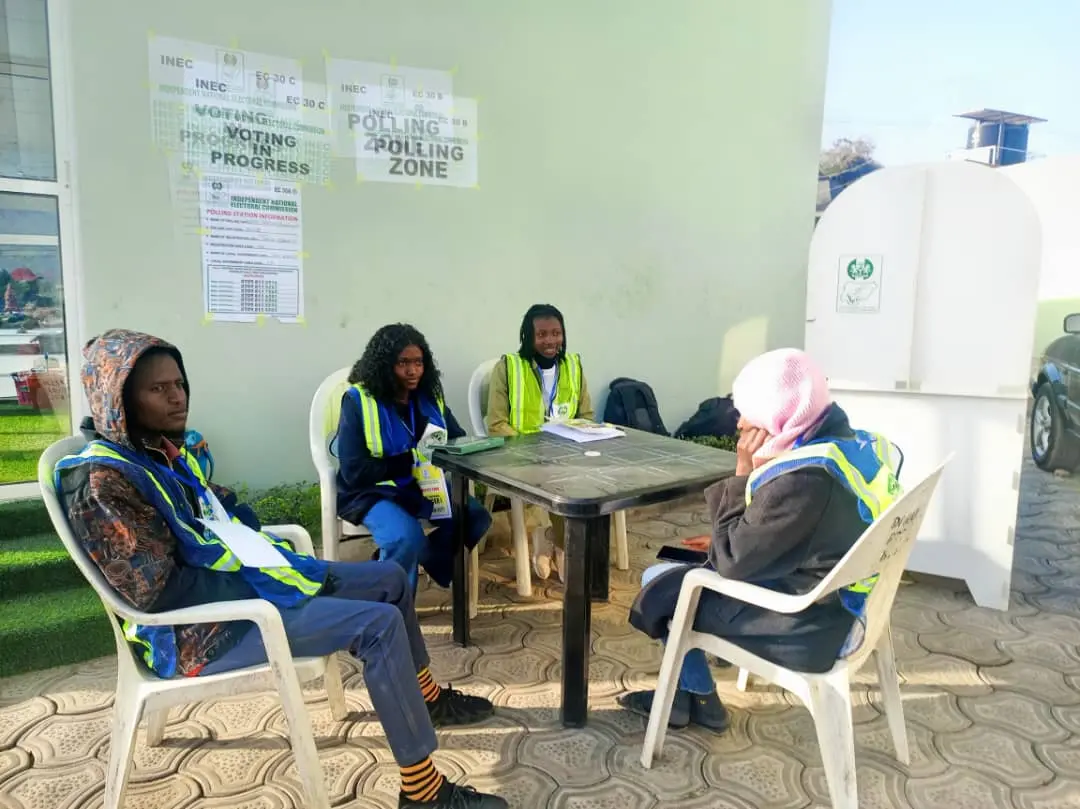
[731,348,832,467]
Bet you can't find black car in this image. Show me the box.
[1031,313,1080,470]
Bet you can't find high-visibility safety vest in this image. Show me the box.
[55,441,327,678]
[745,429,902,645]
[504,352,583,434]
[348,384,447,487]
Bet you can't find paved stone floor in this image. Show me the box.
[2,459,1080,809]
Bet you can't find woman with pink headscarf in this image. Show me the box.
[620,348,899,733]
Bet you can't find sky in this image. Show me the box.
[821,0,1080,166]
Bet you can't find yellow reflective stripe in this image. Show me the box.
[122,620,155,668]
[352,385,384,458]
[506,354,527,432]
[747,443,884,518]
[261,563,323,595]
[848,574,879,593]
[353,384,404,486]
[178,448,209,487]
[562,354,581,409]
[81,445,242,571]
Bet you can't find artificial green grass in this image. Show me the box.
[0,404,70,485]
[0,498,115,678]
[0,498,54,539]
[0,586,115,679]
[0,532,83,598]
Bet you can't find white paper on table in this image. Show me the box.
[199,519,290,568]
[541,421,625,443]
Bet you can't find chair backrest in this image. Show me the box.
[308,367,352,544]
[468,358,499,437]
[38,435,149,680]
[808,456,950,666]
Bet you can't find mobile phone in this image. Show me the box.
[655,545,709,564]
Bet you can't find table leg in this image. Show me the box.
[588,514,611,602]
[450,471,470,647]
[561,515,606,727]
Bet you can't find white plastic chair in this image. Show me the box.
[468,358,630,598]
[309,367,480,617]
[641,458,950,809]
[39,436,344,809]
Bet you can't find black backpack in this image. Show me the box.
[603,378,669,435]
[675,396,739,440]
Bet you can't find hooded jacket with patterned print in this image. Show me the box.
[57,329,327,677]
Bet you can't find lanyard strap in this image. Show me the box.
[156,455,208,501]
[398,400,417,439]
[535,362,560,415]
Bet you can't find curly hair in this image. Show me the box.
[517,303,567,362]
[349,323,444,403]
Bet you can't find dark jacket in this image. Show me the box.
[335,390,466,524]
[629,404,870,672]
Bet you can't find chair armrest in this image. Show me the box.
[264,524,315,556]
[683,568,814,615]
[117,597,296,676]
[112,597,282,629]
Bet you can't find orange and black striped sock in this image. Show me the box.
[400,756,446,802]
[417,666,442,704]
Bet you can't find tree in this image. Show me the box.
[819,137,877,176]
[0,270,10,291]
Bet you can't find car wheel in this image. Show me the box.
[1031,383,1080,471]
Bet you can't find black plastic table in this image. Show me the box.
[432,429,736,727]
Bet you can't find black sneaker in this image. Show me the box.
[618,688,729,733]
[426,686,495,728]
[399,781,508,809]
[617,689,690,728]
[689,690,730,732]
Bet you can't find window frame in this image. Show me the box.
[0,0,83,499]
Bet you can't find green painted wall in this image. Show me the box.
[68,0,833,486]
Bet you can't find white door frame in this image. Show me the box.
[0,0,82,500]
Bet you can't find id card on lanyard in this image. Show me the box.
[539,363,572,422]
[161,456,289,567]
[401,404,452,520]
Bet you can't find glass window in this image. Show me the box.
[0,0,55,180]
[0,192,68,485]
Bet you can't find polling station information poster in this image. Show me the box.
[148,35,332,185]
[326,58,478,187]
[199,174,305,324]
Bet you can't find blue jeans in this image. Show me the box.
[642,562,716,695]
[364,496,492,592]
[202,561,437,766]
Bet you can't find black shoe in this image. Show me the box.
[617,689,691,728]
[688,690,730,733]
[399,781,508,809]
[426,686,495,728]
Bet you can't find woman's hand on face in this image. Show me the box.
[735,427,770,476]
[682,535,711,551]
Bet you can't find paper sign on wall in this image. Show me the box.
[148,35,332,184]
[326,58,478,187]
[836,255,884,314]
[199,175,305,323]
